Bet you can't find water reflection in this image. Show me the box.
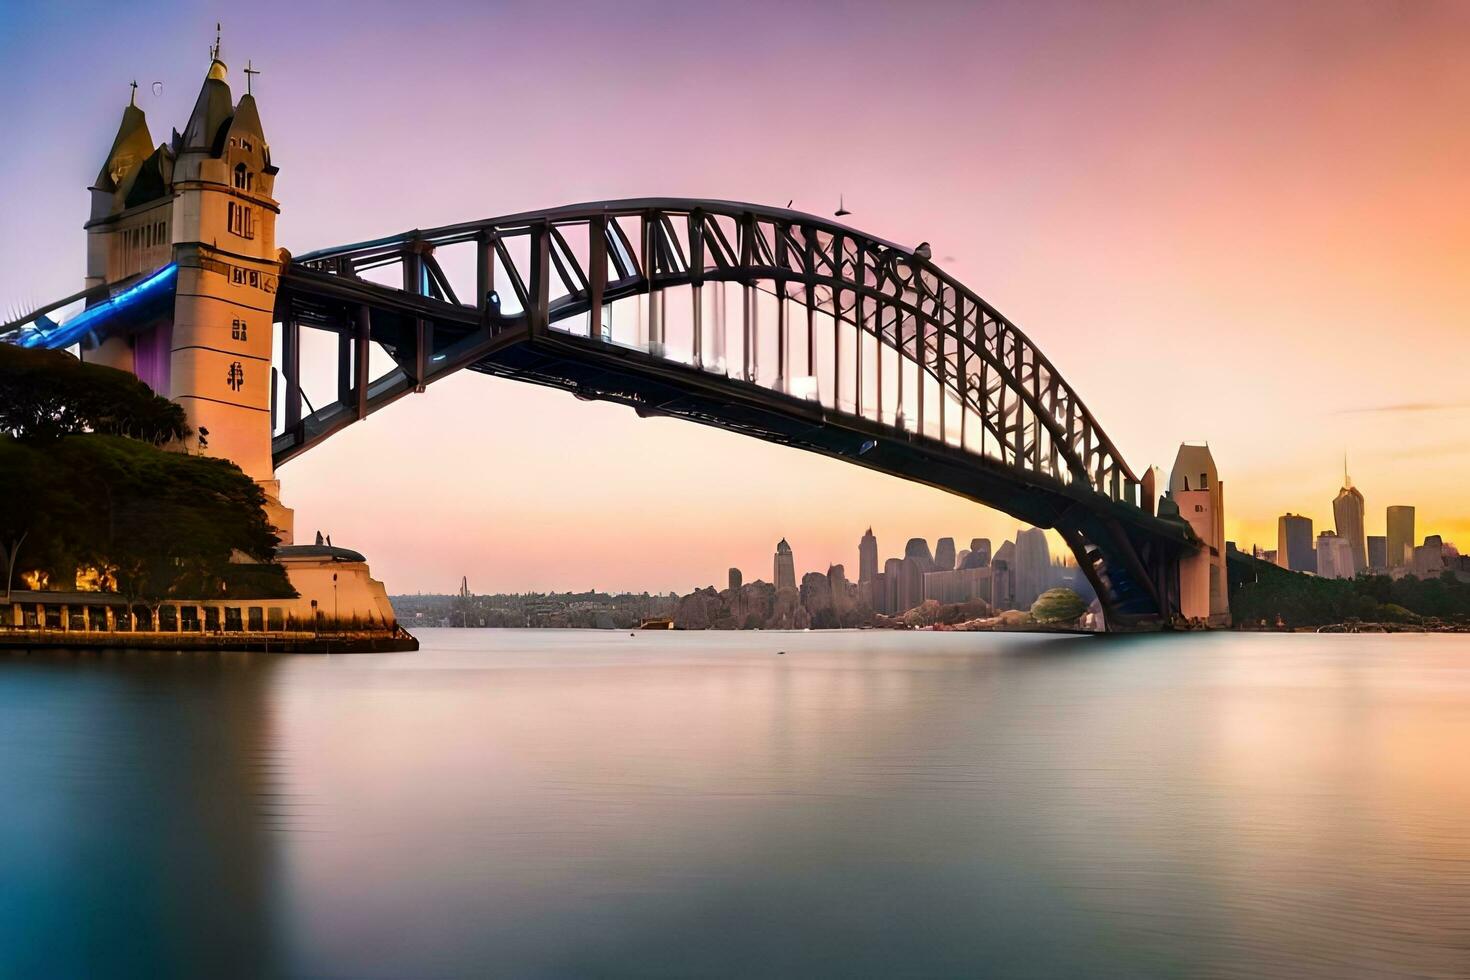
[0,651,286,979]
[1,631,1468,978]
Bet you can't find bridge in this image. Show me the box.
[35,198,1197,628]
[1,54,1215,631]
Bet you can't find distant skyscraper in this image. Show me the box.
[728,567,742,592]
[1316,531,1354,579]
[1413,535,1446,579]
[903,538,935,571]
[773,538,796,591]
[1386,505,1415,568]
[1012,528,1052,610]
[991,539,1017,609]
[882,557,904,614]
[858,528,878,585]
[897,558,926,613]
[934,537,956,571]
[963,538,991,569]
[827,564,850,614]
[1367,536,1387,571]
[1332,461,1366,576]
[1276,514,1315,572]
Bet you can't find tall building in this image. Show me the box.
[963,538,991,568]
[897,558,926,613]
[881,558,904,614]
[1316,531,1355,579]
[1276,514,1315,572]
[1413,535,1446,579]
[934,537,956,571]
[85,44,293,543]
[858,528,879,585]
[1367,536,1387,571]
[1012,528,1052,610]
[1386,505,1415,568]
[827,564,851,616]
[773,538,796,591]
[1332,461,1366,577]
[924,566,992,605]
[1167,444,1230,625]
[903,538,935,571]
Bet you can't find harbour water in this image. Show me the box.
[1,629,1467,978]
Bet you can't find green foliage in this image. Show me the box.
[1,434,293,601]
[1230,561,1470,628]
[1030,587,1088,625]
[1377,603,1419,624]
[0,345,291,602]
[0,344,188,444]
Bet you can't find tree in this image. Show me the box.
[0,440,88,600]
[0,345,188,445]
[0,346,294,611]
[1031,588,1088,625]
[45,435,293,613]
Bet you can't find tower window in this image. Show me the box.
[231,318,247,341]
[227,202,256,240]
[233,163,248,189]
[1200,472,1209,489]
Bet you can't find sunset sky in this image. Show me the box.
[3,1,1467,593]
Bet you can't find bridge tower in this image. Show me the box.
[83,44,293,542]
[1164,444,1230,627]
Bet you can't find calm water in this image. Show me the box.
[1,629,1468,978]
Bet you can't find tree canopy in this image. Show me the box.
[1229,560,1470,628]
[1031,587,1088,625]
[0,345,291,602]
[0,344,188,444]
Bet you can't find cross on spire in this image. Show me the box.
[244,59,260,95]
[211,22,222,62]
[129,79,138,106]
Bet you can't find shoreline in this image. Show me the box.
[0,629,419,654]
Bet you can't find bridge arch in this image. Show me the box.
[275,199,1193,628]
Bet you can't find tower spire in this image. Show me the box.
[211,22,221,63]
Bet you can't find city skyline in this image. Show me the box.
[4,1,1469,593]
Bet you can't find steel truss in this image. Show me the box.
[274,199,1195,628]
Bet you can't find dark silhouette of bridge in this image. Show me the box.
[271,199,1197,628]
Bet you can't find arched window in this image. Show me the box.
[233,163,249,190]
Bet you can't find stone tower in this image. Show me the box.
[1166,443,1230,626]
[83,42,293,542]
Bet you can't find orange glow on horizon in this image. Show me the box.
[3,1,1467,591]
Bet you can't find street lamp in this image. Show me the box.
[310,598,318,636]
[332,572,339,631]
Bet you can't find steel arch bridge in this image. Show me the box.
[269,198,1197,628]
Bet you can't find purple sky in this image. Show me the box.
[4,1,1468,592]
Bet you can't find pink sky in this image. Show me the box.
[3,1,1468,592]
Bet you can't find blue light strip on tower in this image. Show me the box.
[14,263,178,350]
